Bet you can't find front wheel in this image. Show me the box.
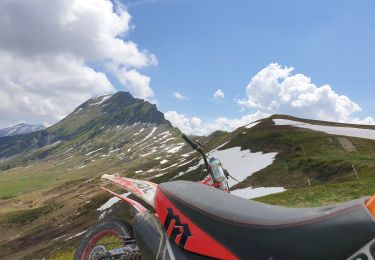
[74,217,141,260]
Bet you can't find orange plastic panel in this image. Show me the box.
[366,195,375,217]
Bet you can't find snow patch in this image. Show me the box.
[134,128,145,136]
[82,177,95,184]
[273,119,375,140]
[97,192,130,211]
[160,159,168,164]
[211,147,277,187]
[64,148,73,153]
[181,151,195,158]
[179,158,197,167]
[64,230,88,241]
[45,141,62,149]
[10,234,20,241]
[140,149,157,157]
[231,187,286,199]
[172,145,277,183]
[160,163,178,171]
[153,173,165,178]
[170,158,200,180]
[245,121,259,129]
[160,137,176,144]
[166,143,185,154]
[89,95,112,107]
[54,235,65,241]
[85,148,104,156]
[73,107,83,114]
[158,131,171,136]
[185,159,204,173]
[134,127,157,146]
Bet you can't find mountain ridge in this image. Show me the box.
[0,91,171,160]
[0,123,45,138]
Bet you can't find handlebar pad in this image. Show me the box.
[181,134,198,150]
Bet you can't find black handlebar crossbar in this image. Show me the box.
[181,134,198,150]
[181,134,209,167]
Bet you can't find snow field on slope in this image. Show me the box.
[133,127,157,146]
[166,143,185,153]
[89,94,112,107]
[175,145,281,199]
[273,119,375,140]
[210,147,277,187]
[214,147,283,199]
[231,187,286,199]
[245,121,259,129]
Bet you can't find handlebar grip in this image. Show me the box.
[181,134,198,150]
[223,169,230,178]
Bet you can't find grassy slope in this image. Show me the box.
[0,121,193,258]
[228,117,375,188]
[154,115,375,206]
[228,115,375,207]
[1,114,375,258]
[0,122,180,199]
[255,177,375,207]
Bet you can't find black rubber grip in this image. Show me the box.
[181,134,198,150]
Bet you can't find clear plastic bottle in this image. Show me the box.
[209,157,226,182]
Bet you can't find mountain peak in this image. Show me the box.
[0,91,175,159]
[49,91,170,137]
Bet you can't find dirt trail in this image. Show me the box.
[338,137,356,152]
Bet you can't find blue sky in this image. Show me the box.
[122,0,374,122]
[0,0,373,134]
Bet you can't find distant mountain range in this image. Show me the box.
[0,123,45,137]
[0,91,375,259]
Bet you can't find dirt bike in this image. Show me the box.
[75,134,375,260]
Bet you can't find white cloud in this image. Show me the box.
[108,65,154,100]
[191,117,202,127]
[164,111,268,136]
[0,0,156,68]
[0,52,114,127]
[0,0,156,128]
[165,63,374,135]
[173,92,189,100]
[237,63,373,124]
[213,89,225,99]
[164,111,195,134]
[350,117,375,125]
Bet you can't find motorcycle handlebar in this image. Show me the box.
[181,134,198,150]
[181,134,209,167]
